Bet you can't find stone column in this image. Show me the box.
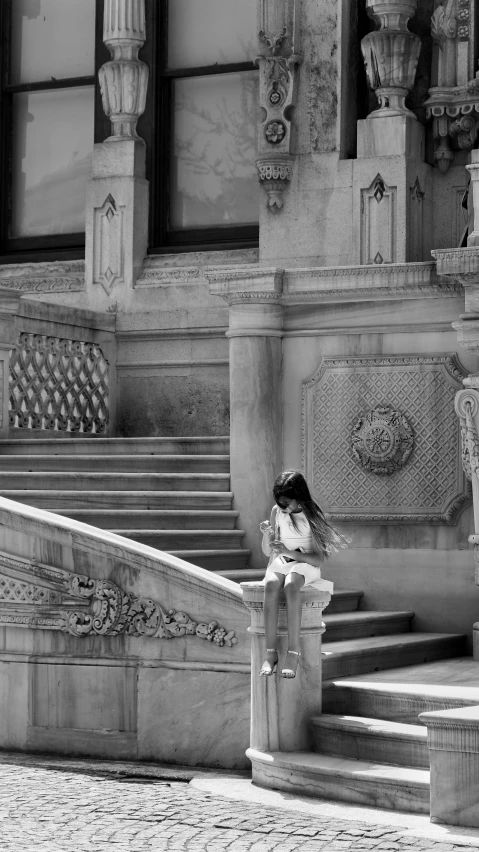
[241,581,330,753]
[207,269,284,568]
[85,0,149,300]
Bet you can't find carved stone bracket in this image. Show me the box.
[0,553,237,647]
[425,0,479,171]
[256,0,301,212]
[99,0,148,140]
[361,0,421,119]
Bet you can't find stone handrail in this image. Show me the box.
[0,496,249,766]
[7,297,117,437]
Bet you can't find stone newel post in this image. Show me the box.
[85,0,149,298]
[241,582,330,753]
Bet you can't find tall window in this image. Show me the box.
[0,0,97,256]
[149,0,260,251]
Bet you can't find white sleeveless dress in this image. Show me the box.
[264,509,334,593]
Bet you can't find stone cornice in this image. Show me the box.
[207,262,462,306]
[433,247,479,284]
[206,267,284,305]
[283,262,461,303]
[0,260,85,293]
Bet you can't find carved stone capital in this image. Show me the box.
[206,267,284,306]
[99,0,148,140]
[241,582,329,635]
[433,246,479,311]
[361,0,421,119]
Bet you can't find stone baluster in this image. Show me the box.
[85,0,149,299]
[99,0,148,140]
[361,0,421,120]
[241,582,330,756]
[207,268,284,567]
[256,0,301,213]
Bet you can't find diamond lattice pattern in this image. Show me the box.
[310,366,462,513]
[0,577,55,604]
[9,333,109,433]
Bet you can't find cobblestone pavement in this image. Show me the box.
[0,755,479,852]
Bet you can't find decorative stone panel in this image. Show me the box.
[302,354,470,523]
[361,175,397,265]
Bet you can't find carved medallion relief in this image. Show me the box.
[302,354,470,523]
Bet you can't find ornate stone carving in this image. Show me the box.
[93,194,125,293]
[0,260,85,293]
[0,553,238,647]
[302,354,470,523]
[9,333,110,434]
[425,0,479,171]
[361,0,421,118]
[99,0,148,140]
[256,1,301,212]
[352,406,415,475]
[361,174,397,264]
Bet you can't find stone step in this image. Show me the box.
[322,633,466,680]
[323,589,363,614]
[0,490,234,509]
[323,610,414,642]
[51,509,239,530]
[0,472,231,491]
[0,454,230,473]
[112,529,245,550]
[0,437,230,455]
[216,568,265,582]
[246,748,430,813]
[311,714,429,769]
[169,549,250,571]
[323,659,479,724]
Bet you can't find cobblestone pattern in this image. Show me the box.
[0,759,477,852]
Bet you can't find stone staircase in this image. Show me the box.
[250,586,469,814]
[0,436,252,575]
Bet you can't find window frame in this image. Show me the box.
[145,0,259,254]
[0,0,105,262]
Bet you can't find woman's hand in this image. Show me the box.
[270,540,295,558]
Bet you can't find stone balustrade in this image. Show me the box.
[6,297,117,437]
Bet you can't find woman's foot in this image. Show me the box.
[259,649,278,676]
[281,649,301,678]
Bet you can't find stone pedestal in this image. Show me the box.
[420,705,479,828]
[241,581,330,753]
[85,139,148,296]
[357,115,424,160]
[207,269,284,568]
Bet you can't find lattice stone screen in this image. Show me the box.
[9,333,109,434]
[302,354,470,524]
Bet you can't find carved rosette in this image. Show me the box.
[99,0,148,140]
[256,27,300,213]
[361,1,421,118]
[351,406,415,475]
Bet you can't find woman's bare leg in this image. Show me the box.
[261,573,284,673]
[282,571,305,676]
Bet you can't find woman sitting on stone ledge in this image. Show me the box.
[259,470,348,679]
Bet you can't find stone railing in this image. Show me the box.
[3,296,117,437]
[0,496,249,766]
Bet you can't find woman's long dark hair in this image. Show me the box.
[273,470,349,557]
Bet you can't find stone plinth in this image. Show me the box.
[357,115,424,159]
[420,704,479,827]
[241,581,330,753]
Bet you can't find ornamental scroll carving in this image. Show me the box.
[302,354,470,524]
[351,406,415,475]
[0,553,237,647]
